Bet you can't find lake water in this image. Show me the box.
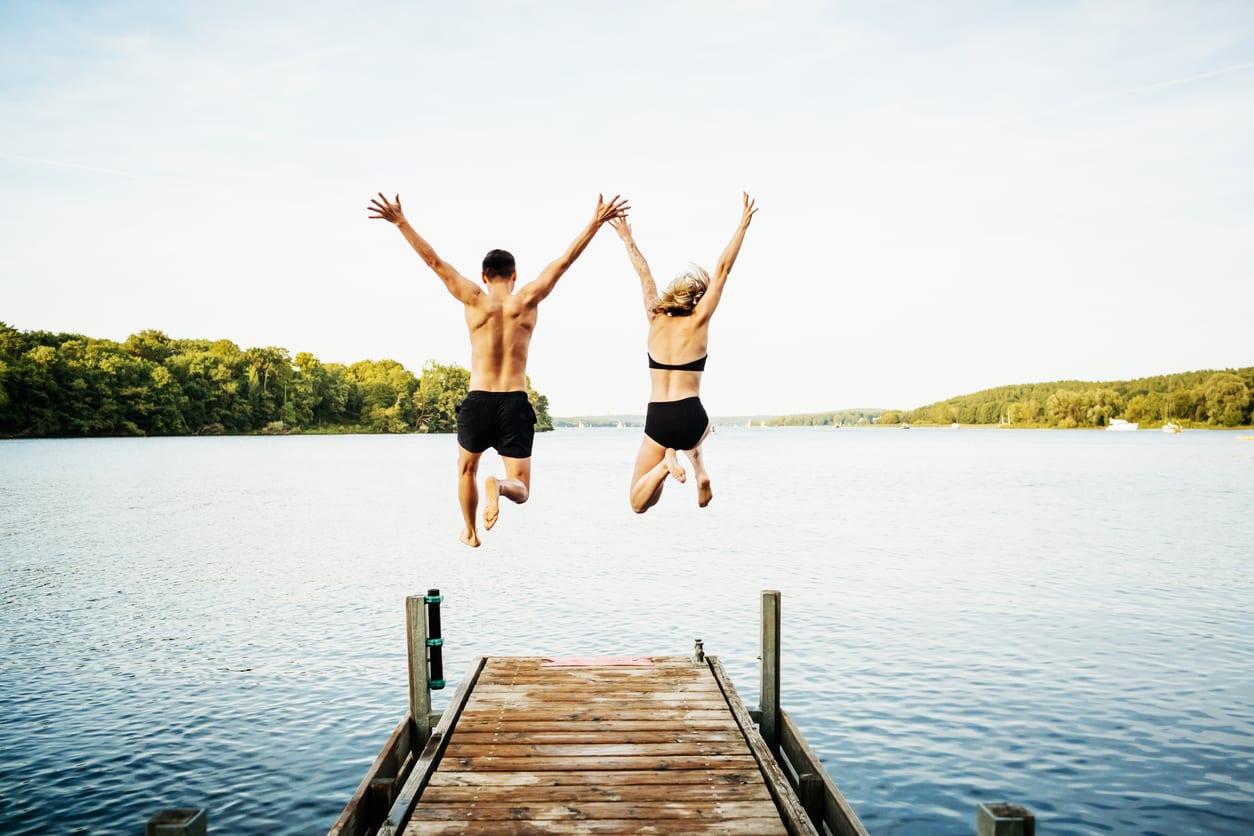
[1,428,1252,834]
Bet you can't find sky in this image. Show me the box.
[1,1,1252,416]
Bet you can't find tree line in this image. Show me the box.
[0,323,553,438]
[766,408,884,427]
[875,368,1254,428]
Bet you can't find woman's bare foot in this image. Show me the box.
[664,448,687,483]
[697,476,713,507]
[483,476,500,531]
[460,528,481,548]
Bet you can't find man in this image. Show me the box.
[368,192,629,547]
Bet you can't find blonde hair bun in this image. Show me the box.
[652,265,710,316]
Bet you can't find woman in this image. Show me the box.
[609,193,758,513]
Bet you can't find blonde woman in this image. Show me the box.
[610,193,758,513]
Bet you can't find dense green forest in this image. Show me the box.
[0,323,552,438]
[876,368,1254,428]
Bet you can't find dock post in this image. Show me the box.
[977,802,1035,836]
[406,594,432,744]
[145,809,207,836]
[798,772,823,828]
[760,589,781,753]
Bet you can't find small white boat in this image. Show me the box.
[1107,419,1139,432]
[1161,422,1182,434]
[950,422,960,430]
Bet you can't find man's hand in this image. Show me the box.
[608,216,633,241]
[593,194,630,227]
[368,192,407,225]
[739,192,759,227]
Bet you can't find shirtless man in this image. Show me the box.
[368,192,629,547]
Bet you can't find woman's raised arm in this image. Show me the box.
[609,217,661,316]
[694,193,758,322]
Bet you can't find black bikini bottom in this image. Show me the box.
[644,397,709,451]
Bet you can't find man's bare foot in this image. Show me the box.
[664,448,687,483]
[483,476,500,531]
[697,475,713,507]
[460,528,481,548]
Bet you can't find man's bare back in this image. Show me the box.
[368,192,628,547]
[462,267,538,392]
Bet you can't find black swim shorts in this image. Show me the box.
[644,396,709,451]
[456,390,537,458]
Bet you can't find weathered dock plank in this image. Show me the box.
[412,821,789,835]
[421,782,772,803]
[409,801,784,821]
[400,656,814,835]
[427,770,764,788]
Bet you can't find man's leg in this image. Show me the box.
[457,447,483,548]
[484,456,530,531]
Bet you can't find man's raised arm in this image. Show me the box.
[520,194,630,305]
[368,193,481,305]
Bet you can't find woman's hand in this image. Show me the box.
[740,192,759,227]
[368,193,407,225]
[608,216,633,241]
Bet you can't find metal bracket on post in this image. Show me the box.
[425,588,445,690]
[760,590,781,753]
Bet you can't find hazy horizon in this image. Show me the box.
[3,2,1252,415]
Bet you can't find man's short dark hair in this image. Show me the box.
[482,249,516,279]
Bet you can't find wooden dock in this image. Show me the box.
[406,655,794,833]
[330,591,869,836]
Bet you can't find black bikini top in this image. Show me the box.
[648,353,708,372]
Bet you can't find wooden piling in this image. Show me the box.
[146,809,206,836]
[760,589,781,752]
[977,802,1036,836]
[405,595,431,745]
[798,772,823,828]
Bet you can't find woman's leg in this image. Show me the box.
[630,436,685,514]
[682,424,714,507]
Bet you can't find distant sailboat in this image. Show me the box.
[1161,397,1182,433]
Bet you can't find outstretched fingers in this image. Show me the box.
[741,191,759,221]
[595,193,631,224]
[368,192,403,221]
[605,196,630,221]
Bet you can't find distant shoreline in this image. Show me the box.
[6,423,1253,441]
